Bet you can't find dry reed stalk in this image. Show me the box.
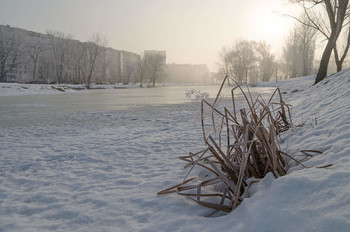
[157,76,311,214]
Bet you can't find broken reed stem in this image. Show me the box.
[158,75,298,214]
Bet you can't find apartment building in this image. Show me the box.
[167,63,209,83]
[0,25,141,85]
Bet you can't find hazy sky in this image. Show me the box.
[0,0,296,71]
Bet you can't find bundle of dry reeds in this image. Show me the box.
[158,75,294,213]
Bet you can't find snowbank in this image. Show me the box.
[255,74,315,92]
[149,71,350,232]
[0,83,140,96]
[200,71,350,231]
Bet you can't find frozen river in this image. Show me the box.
[0,84,275,231]
[0,85,274,128]
[0,85,227,126]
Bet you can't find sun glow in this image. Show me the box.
[257,14,292,47]
[245,2,297,52]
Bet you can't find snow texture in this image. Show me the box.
[0,71,350,231]
[0,83,140,97]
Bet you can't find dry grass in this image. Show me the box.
[158,75,301,214]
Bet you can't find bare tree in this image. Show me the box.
[62,39,78,84]
[283,29,299,78]
[121,59,135,84]
[256,41,276,81]
[138,55,148,87]
[283,19,317,78]
[0,27,23,82]
[333,21,350,71]
[37,54,54,83]
[217,46,233,85]
[47,30,73,83]
[296,18,317,76]
[69,41,87,84]
[215,66,231,84]
[144,53,166,87]
[84,33,107,88]
[230,40,257,83]
[27,36,45,82]
[290,0,349,84]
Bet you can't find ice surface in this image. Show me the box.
[1,72,350,231]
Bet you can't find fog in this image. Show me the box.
[0,0,296,71]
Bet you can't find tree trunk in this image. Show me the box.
[314,41,334,84]
[333,35,350,73]
[33,62,37,82]
[334,51,344,72]
[225,65,231,86]
[303,55,308,76]
[147,77,153,87]
[0,65,5,82]
[314,0,349,84]
[337,64,342,72]
[140,73,143,87]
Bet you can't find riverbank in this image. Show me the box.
[0,75,315,97]
[0,83,141,96]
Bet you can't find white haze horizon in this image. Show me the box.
[0,0,298,71]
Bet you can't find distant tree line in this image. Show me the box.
[0,26,110,88]
[216,40,278,84]
[0,25,168,87]
[215,23,318,84]
[216,0,350,85]
[282,15,317,79]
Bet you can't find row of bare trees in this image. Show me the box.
[0,26,107,88]
[282,16,317,78]
[0,26,168,87]
[216,29,317,84]
[291,0,350,84]
[217,1,350,85]
[216,40,276,84]
[35,31,107,88]
[0,27,23,82]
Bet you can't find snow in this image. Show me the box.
[1,71,350,231]
[0,83,140,96]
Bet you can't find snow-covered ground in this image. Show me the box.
[0,83,140,97]
[0,71,350,231]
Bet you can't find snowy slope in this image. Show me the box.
[226,70,350,231]
[1,71,350,231]
[143,72,350,232]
